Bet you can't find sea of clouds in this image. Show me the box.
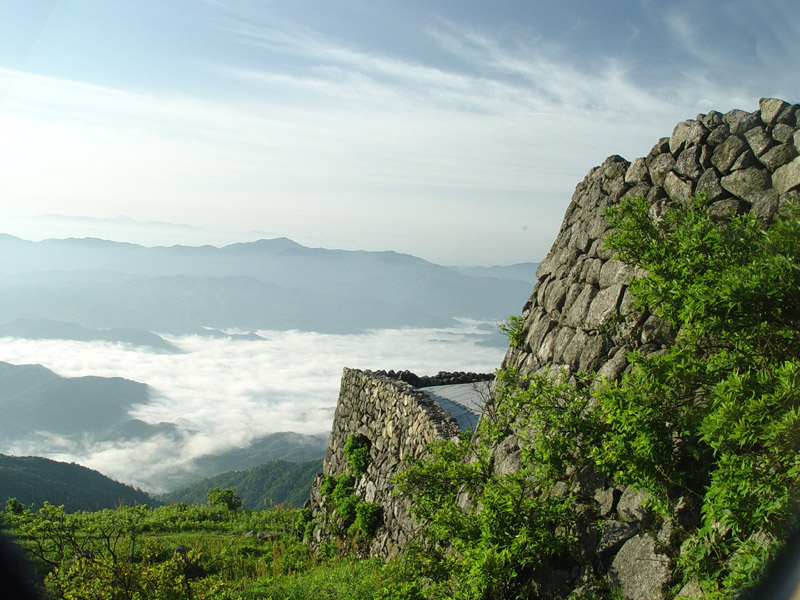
[0,320,506,492]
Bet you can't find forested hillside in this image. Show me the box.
[0,455,158,512]
[162,459,322,509]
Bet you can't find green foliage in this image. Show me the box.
[243,556,383,600]
[594,193,800,597]
[499,314,526,348]
[313,436,381,548]
[384,372,583,600]
[4,499,344,598]
[384,193,799,599]
[206,486,242,511]
[349,502,382,538]
[294,507,314,542]
[319,472,381,544]
[344,434,372,479]
[5,497,26,515]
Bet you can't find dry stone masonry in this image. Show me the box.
[492,97,800,599]
[307,368,491,557]
[309,98,799,598]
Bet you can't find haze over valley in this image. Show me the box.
[0,234,530,492]
[2,0,794,503]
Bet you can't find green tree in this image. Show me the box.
[206,486,242,511]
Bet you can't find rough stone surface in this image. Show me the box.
[725,108,761,135]
[759,143,798,171]
[760,97,789,127]
[598,520,639,557]
[772,123,795,144]
[720,166,771,202]
[744,126,774,157]
[773,156,800,193]
[308,368,476,556]
[649,152,676,186]
[711,135,748,172]
[617,487,654,523]
[669,120,708,155]
[609,535,672,599]
[484,98,800,597]
[664,171,694,204]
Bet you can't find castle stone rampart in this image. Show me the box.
[309,97,800,598]
[308,368,488,556]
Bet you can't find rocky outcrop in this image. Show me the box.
[505,97,799,382]
[307,368,490,556]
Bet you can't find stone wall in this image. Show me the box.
[307,368,489,557]
[487,97,800,599]
[503,97,799,383]
[309,97,800,598]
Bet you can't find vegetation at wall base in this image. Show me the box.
[595,193,800,597]
[313,434,383,554]
[2,497,384,599]
[377,193,800,599]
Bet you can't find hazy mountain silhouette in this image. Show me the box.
[0,235,534,334]
[0,361,168,443]
[0,319,180,352]
[191,432,328,475]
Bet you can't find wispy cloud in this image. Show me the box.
[1,3,793,265]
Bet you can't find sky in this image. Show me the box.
[0,0,799,265]
[0,322,505,491]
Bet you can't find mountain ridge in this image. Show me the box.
[0,235,534,334]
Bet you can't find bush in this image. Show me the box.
[499,314,526,348]
[206,486,242,511]
[344,434,371,478]
[594,193,800,597]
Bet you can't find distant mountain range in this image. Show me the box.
[0,454,158,512]
[0,319,181,352]
[191,432,328,475]
[0,453,322,512]
[0,235,537,334]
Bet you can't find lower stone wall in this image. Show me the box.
[307,368,466,557]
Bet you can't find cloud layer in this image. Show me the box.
[0,321,505,491]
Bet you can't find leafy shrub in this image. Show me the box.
[594,193,800,597]
[384,374,582,599]
[499,314,526,348]
[384,193,800,599]
[206,486,242,511]
[348,502,382,538]
[344,434,371,478]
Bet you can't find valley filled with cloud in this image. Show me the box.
[0,321,504,492]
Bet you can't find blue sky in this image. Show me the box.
[0,0,798,265]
